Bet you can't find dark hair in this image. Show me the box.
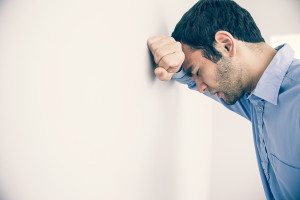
[171,0,265,62]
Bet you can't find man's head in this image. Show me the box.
[172,0,265,104]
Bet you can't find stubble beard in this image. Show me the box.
[216,58,246,105]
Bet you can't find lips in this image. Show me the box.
[210,91,224,99]
[211,91,219,96]
[210,91,217,95]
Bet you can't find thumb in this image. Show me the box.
[154,67,174,81]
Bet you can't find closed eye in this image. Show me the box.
[196,69,201,77]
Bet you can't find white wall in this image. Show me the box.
[1,1,299,200]
[0,1,213,200]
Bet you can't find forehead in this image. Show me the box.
[181,44,206,70]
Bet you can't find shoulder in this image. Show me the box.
[277,68,300,123]
[285,58,300,83]
[280,59,300,99]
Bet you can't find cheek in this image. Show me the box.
[216,61,234,82]
[199,60,218,80]
[205,68,219,88]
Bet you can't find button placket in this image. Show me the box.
[250,97,270,179]
[256,101,270,179]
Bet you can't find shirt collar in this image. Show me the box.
[247,44,295,105]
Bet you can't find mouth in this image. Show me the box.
[209,90,216,95]
[210,90,224,99]
[210,91,219,96]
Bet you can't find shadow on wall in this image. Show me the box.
[147,49,156,81]
[0,0,5,10]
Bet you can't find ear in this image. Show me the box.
[214,31,236,57]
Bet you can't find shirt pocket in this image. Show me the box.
[270,153,300,199]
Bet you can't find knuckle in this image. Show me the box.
[155,49,163,58]
[168,37,175,43]
[151,44,158,52]
[167,59,176,68]
[170,60,180,68]
[161,56,169,65]
[147,36,160,45]
[147,38,151,44]
[170,55,181,67]
[175,41,182,48]
[147,38,154,45]
[161,55,181,68]
[167,67,176,73]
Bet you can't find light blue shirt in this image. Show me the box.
[172,44,300,200]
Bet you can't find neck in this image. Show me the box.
[245,43,277,92]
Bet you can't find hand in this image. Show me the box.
[147,35,185,81]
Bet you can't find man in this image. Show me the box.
[147,0,300,199]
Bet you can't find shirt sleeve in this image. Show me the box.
[172,68,251,121]
[171,67,198,90]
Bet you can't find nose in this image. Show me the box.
[196,80,208,93]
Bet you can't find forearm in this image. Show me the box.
[172,68,251,121]
[171,67,197,90]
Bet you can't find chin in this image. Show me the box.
[223,99,238,105]
[222,94,240,105]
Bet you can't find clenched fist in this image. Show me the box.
[147,35,185,81]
